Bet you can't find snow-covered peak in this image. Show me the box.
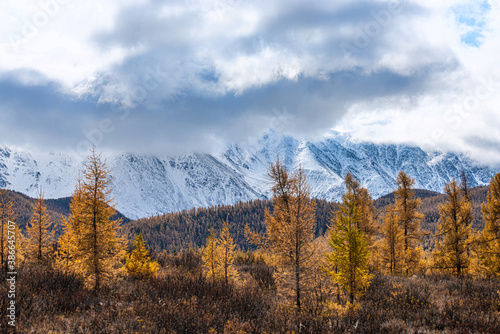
[0,134,497,219]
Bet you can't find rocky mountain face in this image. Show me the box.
[1,131,497,219]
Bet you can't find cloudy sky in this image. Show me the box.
[0,0,499,164]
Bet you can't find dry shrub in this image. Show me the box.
[3,263,500,333]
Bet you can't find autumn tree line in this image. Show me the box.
[201,160,500,313]
[1,151,500,311]
[124,187,487,255]
[126,197,339,252]
[0,149,159,291]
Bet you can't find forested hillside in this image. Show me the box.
[4,185,490,252]
[4,189,129,235]
[123,199,339,252]
[123,186,489,252]
[5,190,70,232]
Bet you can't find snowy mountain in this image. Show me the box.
[0,131,497,219]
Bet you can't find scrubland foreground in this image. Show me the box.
[1,252,499,333]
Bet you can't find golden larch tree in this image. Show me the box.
[26,189,55,265]
[432,180,473,276]
[344,173,378,243]
[395,171,425,275]
[380,204,404,275]
[124,233,159,279]
[57,149,125,291]
[202,229,218,282]
[326,183,372,304]
[56,178,84,273]
[478,172,500,277]
[250,159,316,312]
[344,173,379,270]
[217,216,237,284]
[8,222,26,269]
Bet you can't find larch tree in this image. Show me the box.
[344,173,378,243]
[216,216,237,285]
[344,173,378,270]
[0,188,16,271]
[326,183,372,304]
[26,189,54,265]
[395,171,425,275]
[380,204,403,275]
[56,178,84,273]
[124,233,159,279]
[202,229,218,282]
[57,149,125,291]
[478,172,500,277]
[250,158,316,312]
[432,180,473,276]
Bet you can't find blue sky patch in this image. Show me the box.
[453,0,490,47]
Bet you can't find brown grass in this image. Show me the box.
[1,254,500,333]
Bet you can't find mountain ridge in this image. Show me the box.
[1,130,497,219]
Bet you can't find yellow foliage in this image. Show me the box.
[262,159,317,311]
[202,229,219,282]
[25,189,55,265]
[202,218,238,284]
[3,221,25,269]
[124,233,159,279]
[395,171,425,275]
[344,173,378,243]
[55,148,126,291]
[379,204,404,275]
[326,185,372,304]
[217,217,238,284]
[477,172,500,277]
[0,188,16,271]
[432,180,473,276]
[246,159,317,312]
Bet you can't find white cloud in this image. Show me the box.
[0,0,499,165]
[0,0,141,88]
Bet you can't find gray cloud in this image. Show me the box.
[2,0,497,164]
[0,71,104,149]
[0,66,442,156]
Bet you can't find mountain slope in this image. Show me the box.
[2,189,130,233]
[1,131,498,219]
